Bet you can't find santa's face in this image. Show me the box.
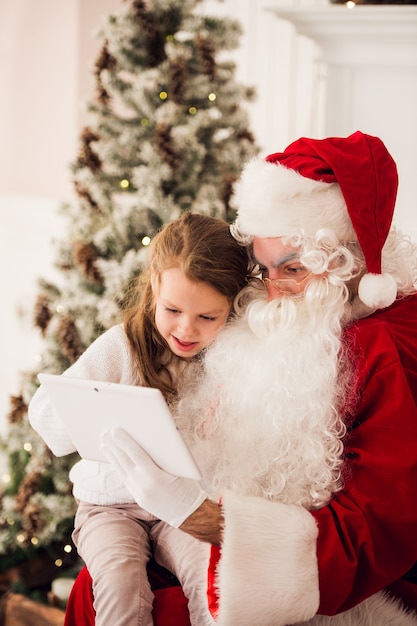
[252,237,319,298]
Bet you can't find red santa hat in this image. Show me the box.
[235,131,399,309]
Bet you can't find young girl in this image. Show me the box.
[28,212,248,626]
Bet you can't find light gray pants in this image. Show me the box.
[73,501,214,626]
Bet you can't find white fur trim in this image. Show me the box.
[215,490,319,625]
[300,591,417,626]
[235,158,355,240]
[358,273,397,309]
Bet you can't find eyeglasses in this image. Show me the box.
[261,271,313,293]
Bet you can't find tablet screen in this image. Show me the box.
[37,373,201,480]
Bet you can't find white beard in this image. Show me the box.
[176,283,354,510]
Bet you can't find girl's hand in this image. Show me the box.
[100,427,207,528]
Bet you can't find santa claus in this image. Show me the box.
[103,131,417,625]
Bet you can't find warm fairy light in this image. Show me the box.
[346,1,356,7]
[64,544,73,554]
[159,91,168,100]
[141,236,151,246]
[56,305,64,314]
[188,106,197,115]
[17,533,26,544]
[55,558,63,567]
[31,537,39,545]
[23,442,33,452]
[140,118,149,126]
[2,473,10,485]
[119,179,130,189]
[208,92,216,102]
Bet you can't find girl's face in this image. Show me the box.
[153,267,231,359]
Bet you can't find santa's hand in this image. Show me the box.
[100,427,207,528]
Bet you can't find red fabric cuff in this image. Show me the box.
[208,544,221,618]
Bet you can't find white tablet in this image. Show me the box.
[37,373,201,480]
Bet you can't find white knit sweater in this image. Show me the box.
[29,324,144,505]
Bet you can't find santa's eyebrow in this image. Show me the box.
[271,252,300,268]
[251,251,300,268]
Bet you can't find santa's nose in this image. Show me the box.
[265,281,284,300]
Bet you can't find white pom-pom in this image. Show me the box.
[358,273,397,309]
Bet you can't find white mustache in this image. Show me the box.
[246,296,299,338]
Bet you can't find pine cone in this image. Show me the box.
[195,35,216,81]
[14,472,43,514]
[73,181,99,211]
[131,0,166,67]
[77,127,102,171]
[168,56,187,104]
[97,83,109,105]
[56,317,84,363]
[21,501,46,536]
[73,241,104,284]
[94,42,116,104]
[237,128,256,144]
[34,294,52,336]
[154,123,181,169]
[221,173,237,220]
[7,395,28,425]
[95,41,116,74]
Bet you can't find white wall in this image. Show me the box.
[0,194,64,421]
[0,0,121,441]
[0,0,122,199]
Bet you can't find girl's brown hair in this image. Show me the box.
[124,212,248,401]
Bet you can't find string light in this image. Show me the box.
[23,442,33,452]
[31,537,39,546]
[64,544,73,554]
[141,236,151,246]
[208,93,216,102]
[56,305,64,314]
[188,106,197,115]
[140,118,149,126]
[119,179,130,190]
[346,1,356,7]
[159,91,168,100]
[2,473,10,485]
[55,558,63,567]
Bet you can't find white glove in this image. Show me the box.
[100,427,207,528]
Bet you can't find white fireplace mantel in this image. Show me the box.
[263,4,417,65]
[263,3,417,233]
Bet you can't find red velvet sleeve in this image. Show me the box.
[313,315,417,614]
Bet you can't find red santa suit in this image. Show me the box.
[208,294,417,625]
[204,131,417,625]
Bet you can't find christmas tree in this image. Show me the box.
[0,0,257,590]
